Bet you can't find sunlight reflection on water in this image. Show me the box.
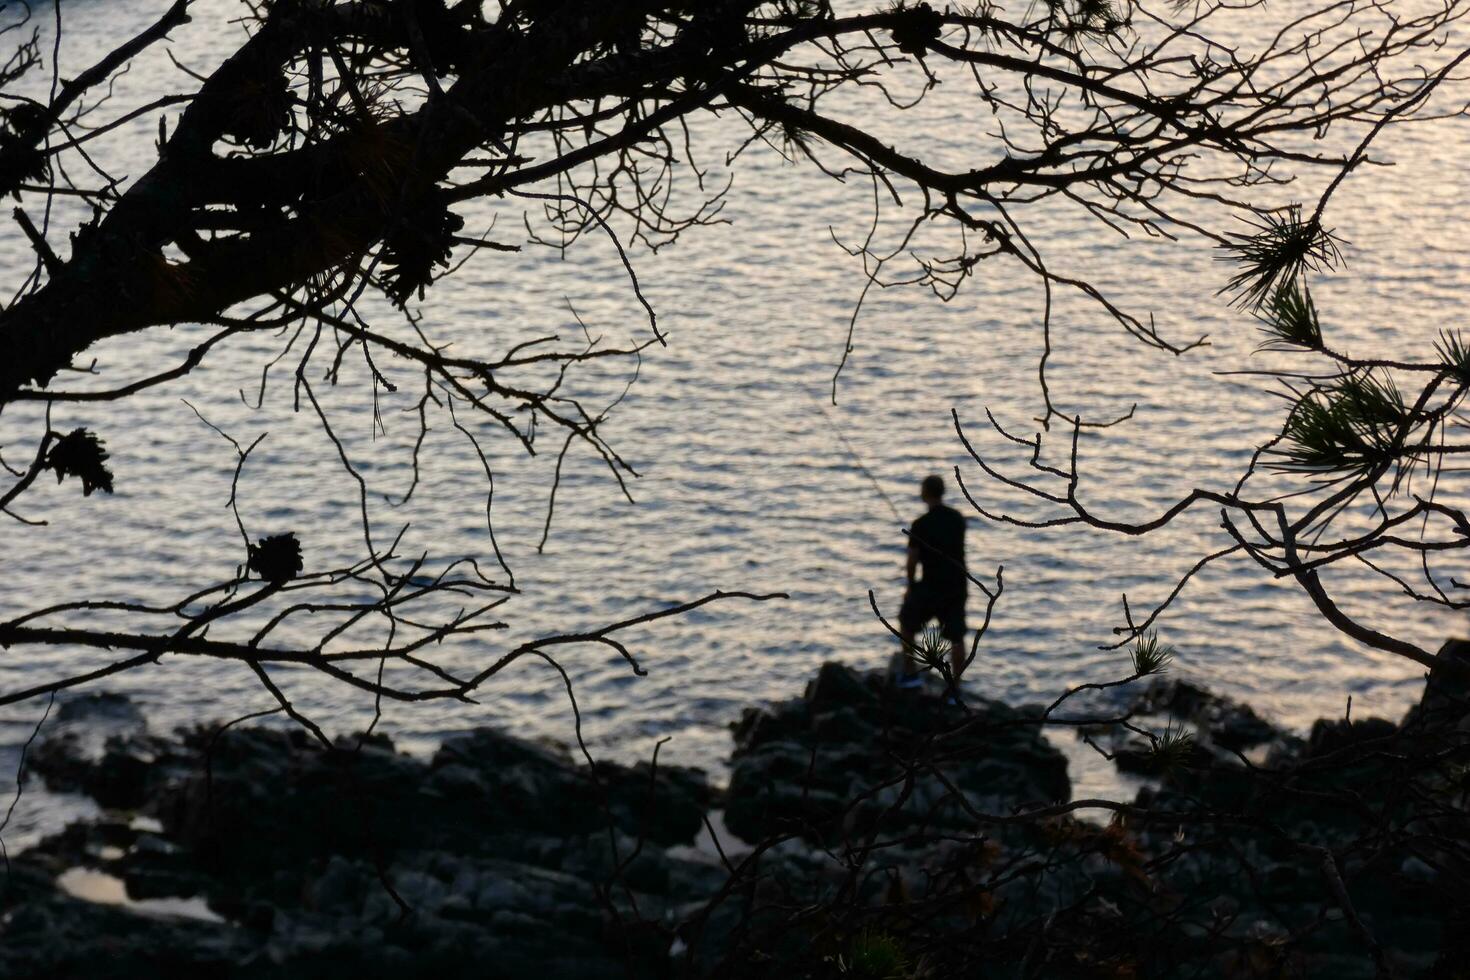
[1,1,1468,800]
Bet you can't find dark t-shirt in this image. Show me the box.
[910,504,967,595]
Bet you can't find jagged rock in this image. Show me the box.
[29,692,164,809]
[54,691,145,727]
[724,661,1069,844]
[1306,716,1397,757]
[8,708,714,978]
[1404,638,1470,733]
[804,660,877,707]
[8,666,1466,978]
[1130,678,1284,751]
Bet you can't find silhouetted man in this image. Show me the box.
[895,474,967,688]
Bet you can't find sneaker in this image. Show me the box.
[893,672,924,690]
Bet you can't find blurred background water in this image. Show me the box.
[2,0,1468,844]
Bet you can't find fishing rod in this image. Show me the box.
[814,397,905,525]
[814,394,980,584]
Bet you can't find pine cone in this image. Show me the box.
[890,3,942,56]
[248,533,304,584]
[380,198,465,305]
[45,428,114,496]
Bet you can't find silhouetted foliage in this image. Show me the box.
[0,1,1467,973]
[43,428,113,497]
[246,532,304,584]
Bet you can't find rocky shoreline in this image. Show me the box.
[2,656,1467,978]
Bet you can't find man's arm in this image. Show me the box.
[906,542,919,587]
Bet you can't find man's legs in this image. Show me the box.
[946,630,966,682]
[899,625,919,676]
[943,599,968,684]
[896,624,928,688]
[896,586,929,685]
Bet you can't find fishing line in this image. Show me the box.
[814,393,979,586]
[814,396,905,525]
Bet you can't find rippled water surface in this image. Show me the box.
[4,1,1470,824]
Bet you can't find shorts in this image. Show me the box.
[899,582,966,638]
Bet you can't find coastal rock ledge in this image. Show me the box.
[1,658,1466,978]
[724,661,1071,843]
